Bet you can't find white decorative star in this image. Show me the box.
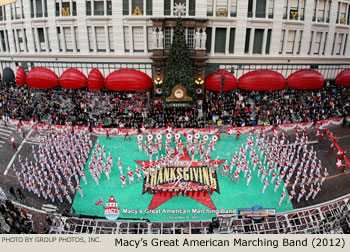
[174,3,186,17]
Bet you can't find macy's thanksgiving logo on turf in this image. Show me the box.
[135,144,225,211]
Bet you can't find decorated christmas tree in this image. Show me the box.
[162,18,196,101]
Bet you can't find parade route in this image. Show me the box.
[4,129,34,175]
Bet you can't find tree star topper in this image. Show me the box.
[174,3,186,17]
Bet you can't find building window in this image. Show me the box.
[5,30,10,52]
[12,30,17,52]
[186,28,194,49]
[30,0,48,18]
[336,2,347,24]
[55,0,77,17]
[279,29,285,54]
[313,0,331,22]
[92,1,104,15]
[229,28,235,53]
[107,1,112,15]
[215,28,226,53]
[286,30,296,54]
[162,26,194,49]
[95,26,106,52]
[313,31,322,54]
[146,0,152,15]
[0,31,6,51]
[343,34,348,55]
[23,29,28,52]
[133,26,144,52]
[17,29,24,52]
[164,27,172,49]
[132,0,143,15]
[207,0,213,16]
[336,33,343,55]
[123,0,129,15]
[63,27,73,52]
[230,0,237,17]
[322,32,327,55]
[86,1,92,15]
[0,6,6,21]
[256,0,266,18]
[253,29,264,54]
[284,0,305,21]
[216,0,228,17]
[87,26,94,52]
[164,0,171,15]
[37,27,46,52]
[248,0,253,17]
[245,28,251,54]
[268,0,274,18]
[297,31,303,54]
[308,31,314,55]
[248,0,271,18]
[46,27,51,52]
[147,26,153,51]
[57,27,62,52]
[11,0,24,20]
[108,26,114,52]
[265,29,272,54]
[206,27,212,53]
[123,27,130,52]
[189,0,195,16]
[74,27,80,52]
[164,0,195,16]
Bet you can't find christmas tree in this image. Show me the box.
[162,18,196,101]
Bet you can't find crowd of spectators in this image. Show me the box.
[149,105,204,128]
[0,85,149,128]
[0,199,35,234]
[1,82,350,129]
[206,82,350,127]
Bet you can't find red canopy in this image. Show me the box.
[59,68,88,89]
[238,70,286,90]
[205,70,237,91]
[105,69,152,91]
[88,69,105,91]
[26,68,58,89]
[16,66,26,86]
[287,70,324,90]
[335,69,350,87]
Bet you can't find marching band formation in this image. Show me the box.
[116,127,329,205]
[13,128,92,203]
[225,128,328,205]
[12,124,335,206]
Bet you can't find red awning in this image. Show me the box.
[205,70,237,91]
[105,69,152,91]
[88,69,104,91]
[238,70,286,91]
[59,68,88,89]
[16,66,26,86]
[335,69,350,87]
[287,70,324,90]
[27,68,59,89]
